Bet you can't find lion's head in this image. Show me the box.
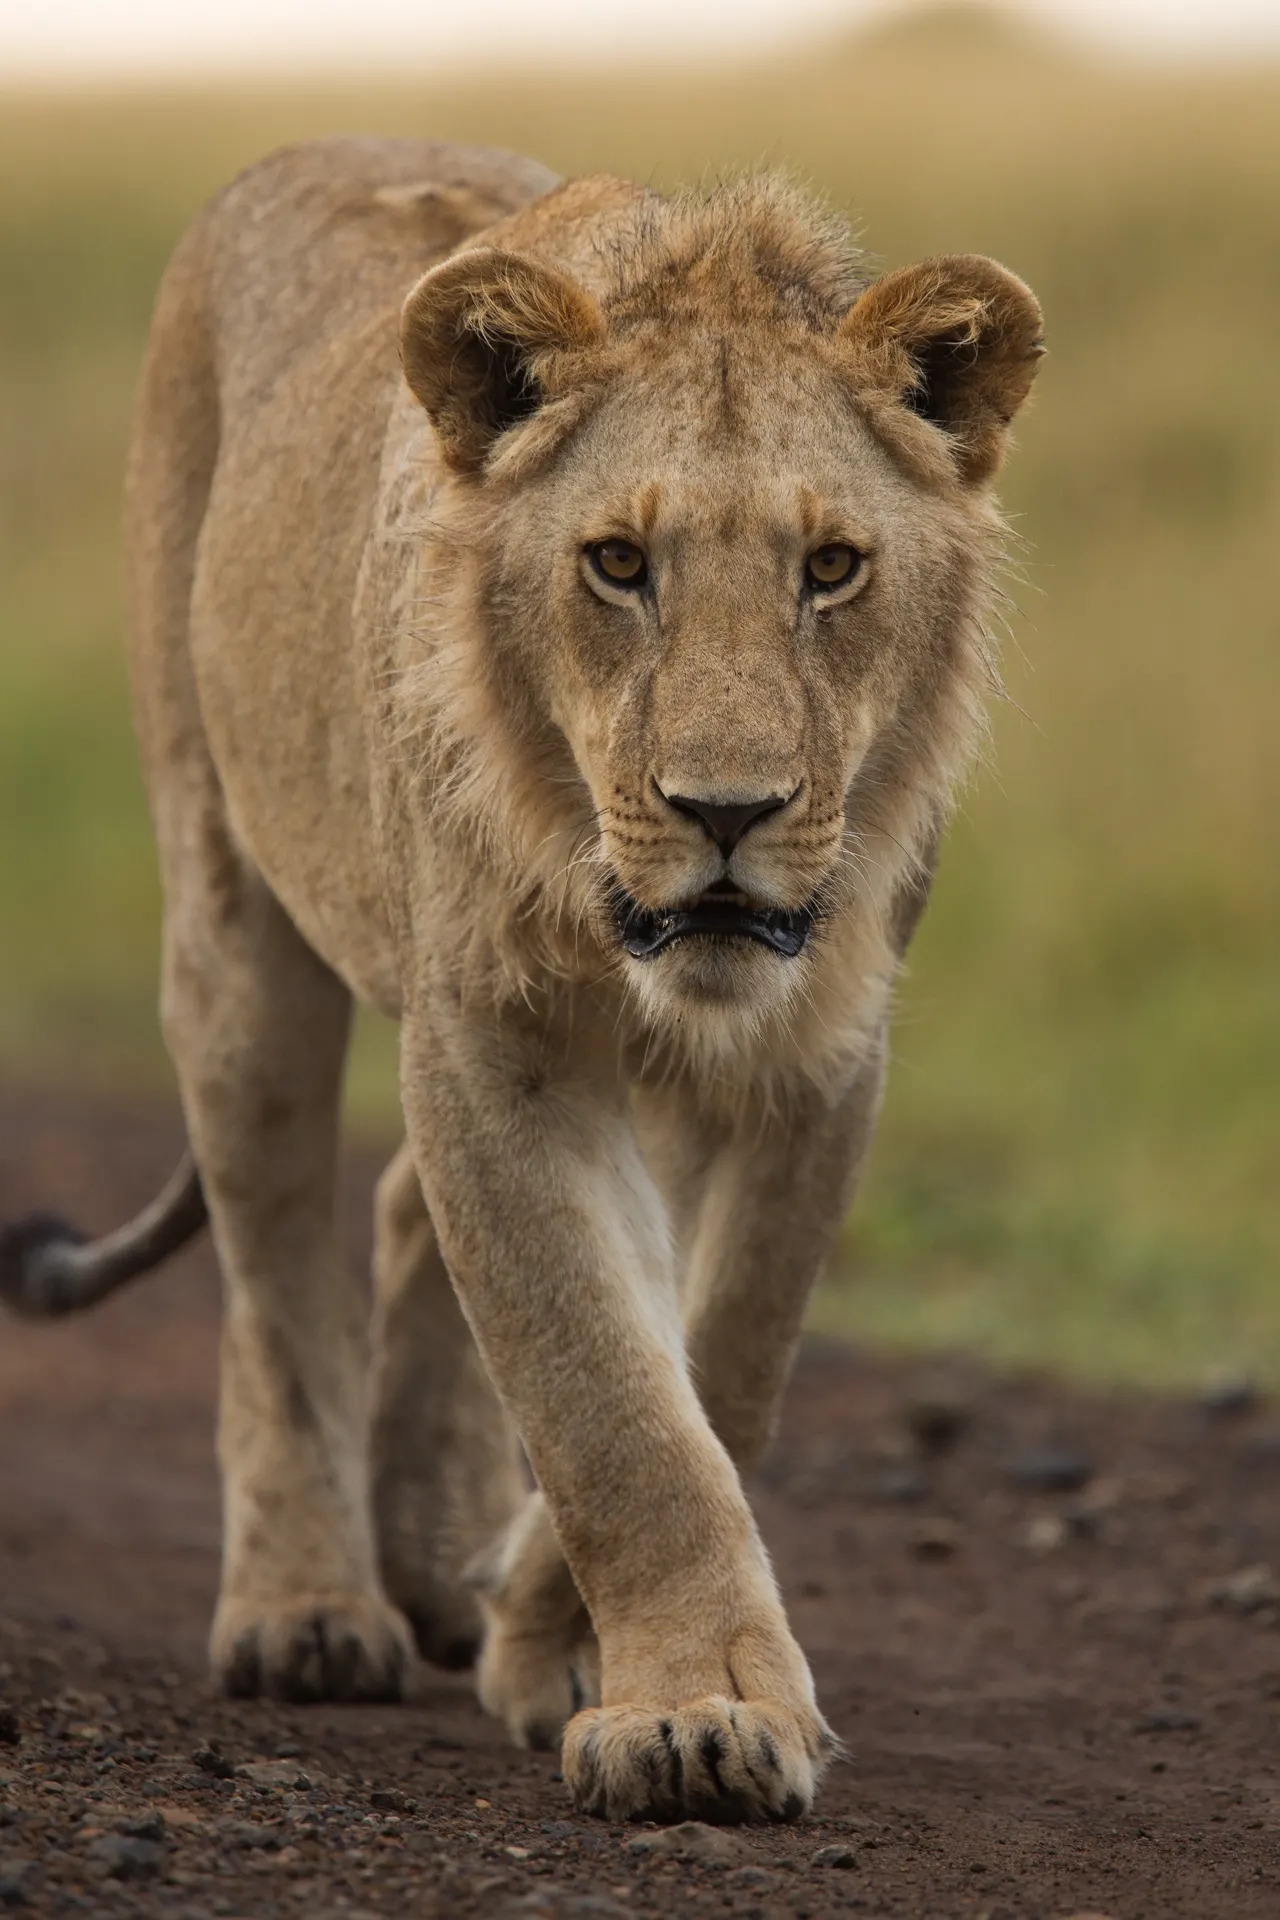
[399,180,1041,1058]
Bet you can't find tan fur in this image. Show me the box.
[124,136,1040,1819]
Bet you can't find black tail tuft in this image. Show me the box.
[0,1154,207,1319]
[0,1213,91,1317]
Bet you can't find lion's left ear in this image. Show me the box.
[838,254,1044,486]
[401,246,607,473]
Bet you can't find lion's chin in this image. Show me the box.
[607,881,819,1030]
[623,927,810,1027]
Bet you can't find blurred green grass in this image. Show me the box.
[2,6,1277,1388]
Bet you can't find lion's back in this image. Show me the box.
[180,136,559,416]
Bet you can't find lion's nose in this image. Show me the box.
[656,785,798,856]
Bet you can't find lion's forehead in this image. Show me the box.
[562,349,906,545]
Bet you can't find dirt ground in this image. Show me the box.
[1,1083,1279,1919]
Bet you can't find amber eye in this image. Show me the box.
[805,543,862,592]
[587,539,648,589]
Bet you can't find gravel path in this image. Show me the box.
[2,1082,1279,1917]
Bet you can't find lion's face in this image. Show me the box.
[401,191,1041,1037]
[485,337,979,1025]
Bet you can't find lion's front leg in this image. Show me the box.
[402,1005,832,1823]
[370,1141,526,1670]
[468,1051,886,1756]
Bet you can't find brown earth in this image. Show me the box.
[1,1082,1279,1919]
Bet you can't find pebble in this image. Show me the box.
[84,1833,164,1880]
[811,1843,859,1867]
[237,1758,312,1789]
[191,1743,237,1779]
[905,1384,971,1455]
[1024,1514,1069,1554]
[1198,1371,1258,1419]
[500,1887,632,1918]
[369,1786,418,1813]
[626,1820,751,1863]
[909,1516,960,1559]
[871,1462,928,1504]
[0,1859,39,1909]
[117,1812,166,1841]
[1134,1708,1201,1733]
[1008,1447,1093,1494]
[1209,1564,1279,1615]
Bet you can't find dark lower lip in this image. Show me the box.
[612,888,814,960]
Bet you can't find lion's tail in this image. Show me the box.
[0,1155,207,1318]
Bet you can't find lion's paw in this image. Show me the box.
[476,1617,601,1750]
[211,1592,417,1704]
[382,1564,484,1673]
[562,1696,835,1824]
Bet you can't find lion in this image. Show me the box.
[0,136,1041,1824]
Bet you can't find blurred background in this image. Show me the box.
[1,0,1277,1389]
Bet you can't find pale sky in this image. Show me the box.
[3,0,1279,79]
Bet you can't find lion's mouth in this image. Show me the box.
[611,881,814,960]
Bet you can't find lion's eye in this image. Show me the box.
[587,539,648,588]
[805,544,862,591]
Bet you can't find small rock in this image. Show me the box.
[192,1743,236,1779]
[627,1820,751,1864]
[1209,1565,1279,1615]
[224,1822,279,1851]
[1134,1708,1201,1733]
[84,1833,164,1881]
[368,1786,417,1813]
[237,1758,312,1789]
[1009,1447,1093,1494]
[1067,1475,1124,1523]
[1198,1371,1258,1419]
[148,1804,204,1830]
[909,1516,960,1560]
[0,1713,17,1748]
[905,1383,971,1455]
[0,1860,39,1909]
[1024,1514,1069,1554]
[727,1865,774,1888]
[501,1888,632,1918]
[1062,1502,1106,1541]
[811,1843,859,1867]
[117,1812,166,1841]
[871,1463,928,1504]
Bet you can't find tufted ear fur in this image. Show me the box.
[400,246,607,473]
[838,254,1043,487]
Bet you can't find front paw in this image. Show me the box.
[210,1592,417,1703]
[563,1696,835,1824]
[476,1611,600,1750]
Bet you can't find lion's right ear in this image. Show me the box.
[400,247,606,473]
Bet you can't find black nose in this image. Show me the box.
[658,786,795,855]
